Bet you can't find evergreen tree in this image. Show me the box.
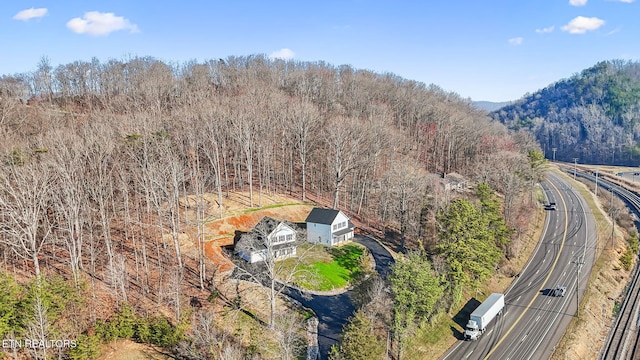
[332,310,385,360]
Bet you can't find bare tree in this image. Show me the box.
[325,116,365,209]
[288,100,322,201]
[269,311,307,360]
[0,161,54,277]
[162,265,184,320]
[0,75,28,129]
[387,162,427,250]
[24,294,52,360]
[229,103,256,207]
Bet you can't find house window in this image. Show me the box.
[286,233,294,242]
[273,234,287,244]
[333,221,347,231]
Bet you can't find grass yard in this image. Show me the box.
[279,243,365,291]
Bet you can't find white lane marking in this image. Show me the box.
[465,351,474,359]
[547,299,551,304]
[521,334,528,342]
[562,271,566,276]
[487,329,494,336]
[536,270,539,274]
[517,296,521,302]
[529,281,532,286]
[536,315,541,322]
[505,311,509,316]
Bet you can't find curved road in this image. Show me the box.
[442,173,597,360]
[285,234,395,359]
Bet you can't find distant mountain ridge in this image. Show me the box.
[473,101,511,112]
[490,60,640,165]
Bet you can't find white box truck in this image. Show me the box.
[464,293,505,341]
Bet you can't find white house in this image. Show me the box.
[444,172,468,192]
[305,208,355,246]
[235,217,298,264]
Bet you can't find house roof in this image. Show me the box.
[305,208,344,225]
[235,216,295,252]
[252,216,281,236]
[333,227,354,237]
[445,172,467,183]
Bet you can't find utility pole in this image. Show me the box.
[572,258,585,317]
[572,158,579,180]
[552,148,557,162]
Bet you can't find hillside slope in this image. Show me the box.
[491,60,640,165]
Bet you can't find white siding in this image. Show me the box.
[306,222,332,246]
[269,224,297,245]
[330,211,353,246]
[306,210,355,247]
[240,222,298,263]
[330,212,350,230]
[239,249,267,264]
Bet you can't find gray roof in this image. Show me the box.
[333,227,354,237]
[251,216,281,236]
[305,208,343,225]
[236,216,294,252]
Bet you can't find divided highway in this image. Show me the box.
[442,173,597,360]
[567,169,640,360]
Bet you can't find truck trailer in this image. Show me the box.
[464,293,505,341]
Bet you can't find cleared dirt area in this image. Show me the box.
[176,191,315,274]
[96,339,172,360]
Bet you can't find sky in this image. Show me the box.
[1,0,638,102]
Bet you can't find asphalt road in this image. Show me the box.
[285,234,395,359]
[442,173,597,360]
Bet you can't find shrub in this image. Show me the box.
[68,334,101,360]
[620,249,633,271]
[94,319,119,343]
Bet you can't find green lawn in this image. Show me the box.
[279,243,365,291]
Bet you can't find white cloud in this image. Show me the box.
[569,0,588,6]
[616,0,635,3]
[269,48,295,60]
[536,26,555,34]
[561,16,605,34]
[508,37,523,45]
[13,7,47,21]
[66,11,139,36]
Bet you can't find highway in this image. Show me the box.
[570,169,640,360]
[442,172,597,360]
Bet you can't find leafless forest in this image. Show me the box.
[0,55,537,358]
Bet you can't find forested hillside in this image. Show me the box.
[491,60,640,165]
[0,55,536,359]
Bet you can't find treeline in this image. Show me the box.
[0,54,535,358]
[491,59,640,165]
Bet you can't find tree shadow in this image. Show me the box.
[451,297,482,340]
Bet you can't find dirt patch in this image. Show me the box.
[173,191,315,276]
[96,339,172,360]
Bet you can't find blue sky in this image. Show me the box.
[2,0,638,102]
